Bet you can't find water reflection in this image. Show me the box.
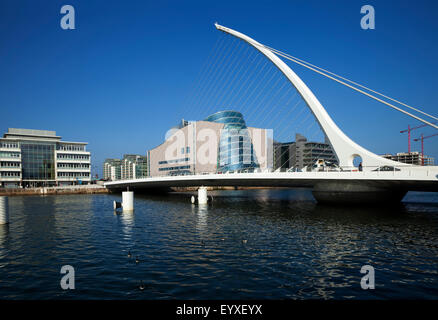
[0,190,437,299]
[0,225,9,261]
[118,210,135,239]
[195,204,209,235]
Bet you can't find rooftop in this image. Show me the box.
[4,128,61,139]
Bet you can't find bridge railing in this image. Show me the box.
[104,164,437,182]
[298,164,437,179]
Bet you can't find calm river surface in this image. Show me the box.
[0,189,437,299]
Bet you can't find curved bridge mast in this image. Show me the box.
[215,23,402,170]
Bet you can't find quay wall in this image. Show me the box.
[0,185,109,196]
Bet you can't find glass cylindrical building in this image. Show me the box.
[204,111,259,172]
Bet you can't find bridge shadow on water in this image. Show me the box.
[132,188,438,219]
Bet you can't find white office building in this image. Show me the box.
[0,128,91,188]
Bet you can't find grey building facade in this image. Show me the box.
[274,134,337,170]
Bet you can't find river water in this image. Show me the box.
[0,189,437,299]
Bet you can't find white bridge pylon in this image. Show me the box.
[215,23,405,170]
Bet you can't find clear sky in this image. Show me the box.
[1,0,438,176]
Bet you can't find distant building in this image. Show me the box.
[273,142,294,171]
[103,155,147,181]
[0,128,91,188]
[121,154,147,180]
[148,110,273,176]
[382,151,434,166]
[103,159,121,181]
[274,134,337,170]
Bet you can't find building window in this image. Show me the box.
[158,157,189,165]
[158,165,191,172]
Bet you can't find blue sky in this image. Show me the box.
[1,0,438,176]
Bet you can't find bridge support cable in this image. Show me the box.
[245,75,286,121]
[233,63,272,113]
[214,46,254,109]
[188,35,228,119]
[255,87,294,128]
[200,37,243,116]
[264,45,438,123]
[250,80,290,124]
[262,90,298,131]
[191,35,239,118]
[204,43,250,117]
[267,49,438,130]
[181,35,224,121]
[237,65,276,117]
[226,56,266,111]
[221,50,259,108]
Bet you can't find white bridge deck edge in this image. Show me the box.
[105,169,438,189]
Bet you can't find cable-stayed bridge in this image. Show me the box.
[105,24,438,204]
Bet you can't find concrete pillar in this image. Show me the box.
[198,187,208,205]
[122,191,134,212]
[0,196,9,225]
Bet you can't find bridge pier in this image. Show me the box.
[312,181,407,205]
[198,187,208,204]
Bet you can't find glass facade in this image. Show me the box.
[21,142,56,182]
[204,110,259,172]
[135,156,148,179]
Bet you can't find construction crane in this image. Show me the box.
[413,133,438,165]
[400,122,437,153]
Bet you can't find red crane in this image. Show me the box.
[400,122,437,153]
[413,133,438,165]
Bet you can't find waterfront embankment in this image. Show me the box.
[0,184,108,196]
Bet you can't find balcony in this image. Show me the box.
[57,168,90,172]
[0,176,21,181]
[0,167,21,171]
[56,149,90,155]
[56,158,90,163]
[57,176,91,181]
[0,147,21,153]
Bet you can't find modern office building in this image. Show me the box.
[103,154,147,181]
[0,128,91,188]
[148,110,273,176]
[382,151,434,166]
[274,133,337,170]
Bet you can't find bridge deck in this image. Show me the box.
[105,170,438,192]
